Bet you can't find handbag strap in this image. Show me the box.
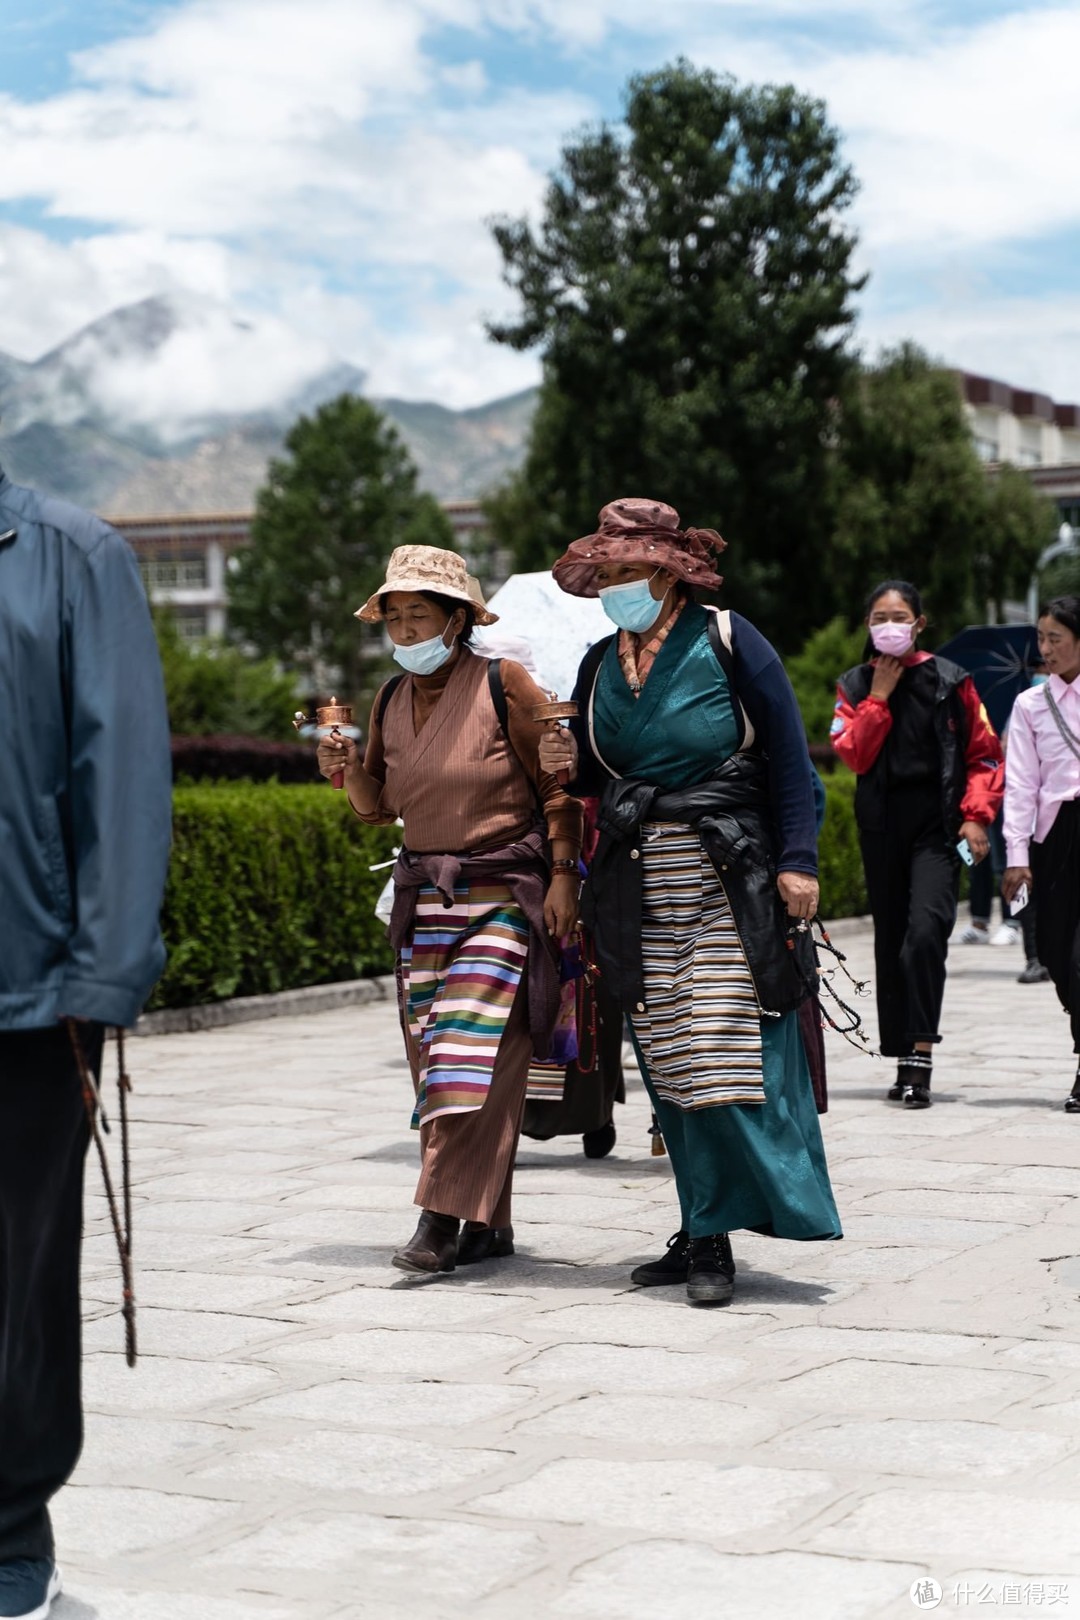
[1044,683,1080,765]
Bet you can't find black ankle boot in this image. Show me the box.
[901,1068,932,1108]
[583,1120,617,1159]
[457,1222,515,1264]
[630,1230,691,1287]
[1065,1078,1080,1115]
[888,1055,933,1108]
[392,1211,459,1274]
[686,1233,736,1305]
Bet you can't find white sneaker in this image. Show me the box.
[958,923,989,945]
[990,922,1021,946]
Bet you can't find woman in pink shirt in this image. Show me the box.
[1003,595,1080,1114]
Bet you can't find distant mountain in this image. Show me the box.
[0,295,536,514]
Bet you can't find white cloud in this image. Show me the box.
[685,6,1080,255]
[0,224,232,358]
[0,0,1077,418]
[863,291,1080,406]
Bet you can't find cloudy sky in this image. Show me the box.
[1,0,1078,413]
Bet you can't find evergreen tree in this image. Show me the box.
[486,60,864,644]
[229,395,453,698]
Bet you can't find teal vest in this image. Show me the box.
[592,603,741,789]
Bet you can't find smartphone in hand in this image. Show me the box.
[956,838,974,867]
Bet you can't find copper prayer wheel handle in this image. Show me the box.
[295,696,355,790]
[533,699,578,786]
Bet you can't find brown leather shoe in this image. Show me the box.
[457,1223,515,1264]
[392,1211,460,1274]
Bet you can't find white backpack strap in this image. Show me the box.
[704,605,755,751]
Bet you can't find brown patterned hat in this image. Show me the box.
[552,497,726,598]
[355,545,498,624]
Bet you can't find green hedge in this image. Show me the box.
[151,784,398,1009]
[819,770,867,919]
[152,773,868,1011]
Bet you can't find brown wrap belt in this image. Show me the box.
[388,827,561,1060]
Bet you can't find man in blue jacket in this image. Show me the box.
[0,466,171,1620]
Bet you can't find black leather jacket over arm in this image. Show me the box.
[581,754,817,1019]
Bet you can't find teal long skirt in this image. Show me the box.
[634,1009,843,1242]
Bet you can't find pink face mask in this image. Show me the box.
[870,621,915,658]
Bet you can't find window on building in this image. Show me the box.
[1019,448,1043,467]
[140,554,208,590]
[974,437,999,462]
[174,609,208,640]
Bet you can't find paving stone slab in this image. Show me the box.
[193,1428,511,1494]
[551,1543,923,1620]
[58,927,1080,1616]
[807,1487,1080,1567]
[760,1416,1071,1479]
[471,1459,840,1538]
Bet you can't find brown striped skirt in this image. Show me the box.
[630,823,766,1109]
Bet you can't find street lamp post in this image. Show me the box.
[1027,522,1078,622]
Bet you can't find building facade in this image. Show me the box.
[113,500,493,639]
[960,371,1080,470]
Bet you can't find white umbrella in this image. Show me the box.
[475,571,612,700]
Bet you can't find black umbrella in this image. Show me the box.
[936,624,1042,735]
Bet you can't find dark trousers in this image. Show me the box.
[860,789,959,1056]
[0,1024,96,1562]
[1032,802,1080,1053]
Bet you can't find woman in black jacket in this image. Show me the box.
[832,580,1004,1107]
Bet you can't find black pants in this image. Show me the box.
[860,789,959,1057]
[0,1024,96,1562]
[521,973,626,1140]
[1032,801,1080,1053]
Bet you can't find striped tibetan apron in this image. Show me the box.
[401,882,530,1128]
[631,823,766,1108]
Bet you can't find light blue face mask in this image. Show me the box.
[392,626,455,675]
[598,571,663,633]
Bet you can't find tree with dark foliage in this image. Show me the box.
[486,60,864,645]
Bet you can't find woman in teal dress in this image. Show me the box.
[540,498,841,1305]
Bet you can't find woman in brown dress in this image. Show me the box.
[317,545,582,1273]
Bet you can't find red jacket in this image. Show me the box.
[832,652,1004,827]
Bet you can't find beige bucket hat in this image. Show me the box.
[354,545,498,624]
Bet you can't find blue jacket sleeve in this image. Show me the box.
[58,530,173,1025]
[730,613,818,876]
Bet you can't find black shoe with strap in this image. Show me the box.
[686,1232,736,1305]
[630,1229,691,1287]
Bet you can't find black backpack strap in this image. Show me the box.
[487,658,509,734]
[575,635,615,710]
[375,674,405,729]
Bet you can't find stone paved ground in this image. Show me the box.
[57,922,1080,1620]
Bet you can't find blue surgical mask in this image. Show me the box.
[598,572,663,633]
[392,626,455,675]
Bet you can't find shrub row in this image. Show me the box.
[818,770,867,920]
[171,734,317,784]
[152,772,867,1010]
[150,783,398,1009]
